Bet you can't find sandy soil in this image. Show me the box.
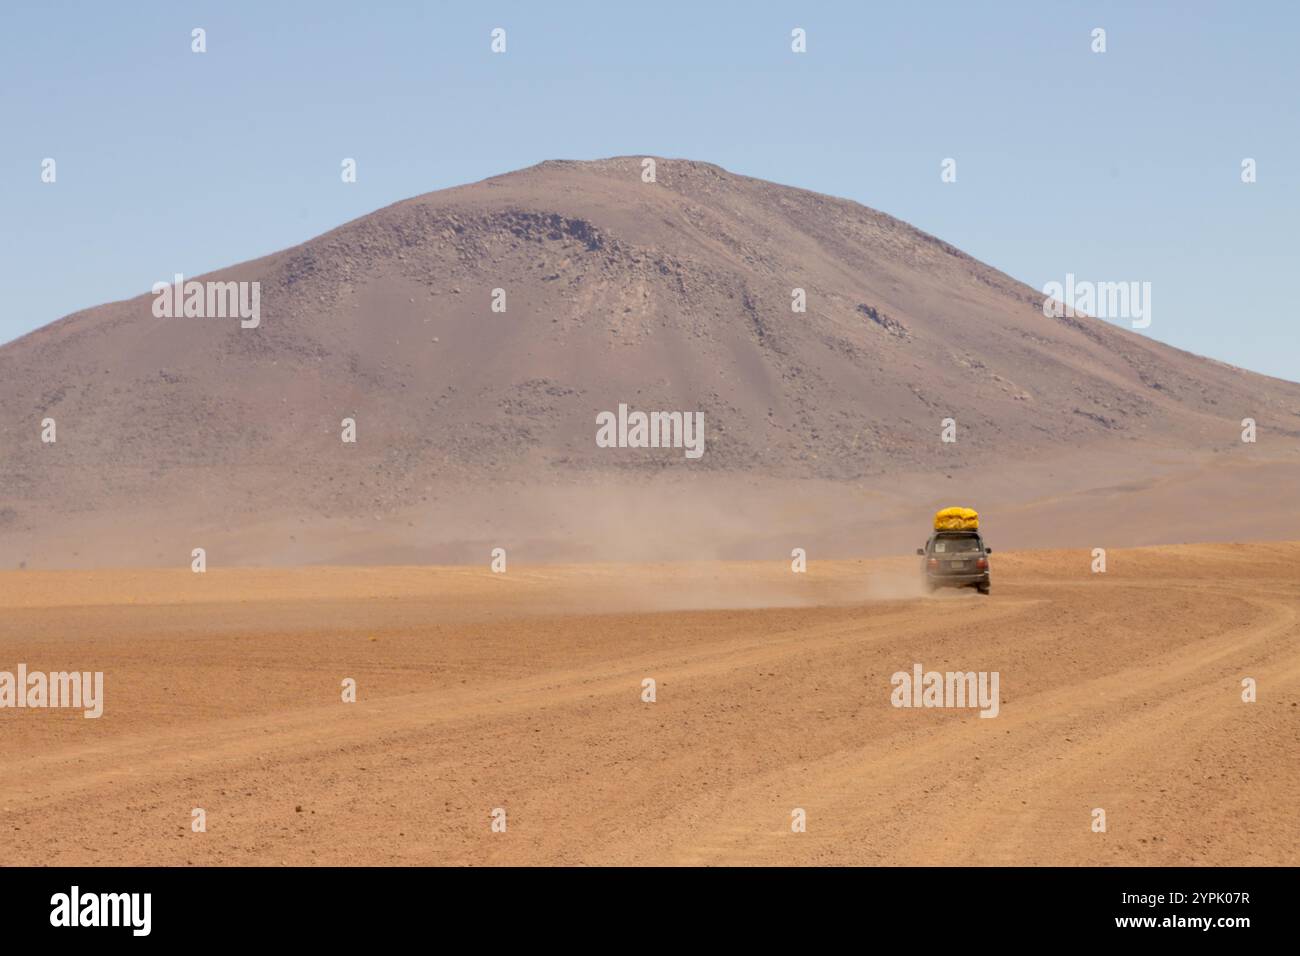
[1,542,1296,866]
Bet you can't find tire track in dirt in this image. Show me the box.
[655,580,1298,865]
[0,598,1034,823]
[1,545,1296,865]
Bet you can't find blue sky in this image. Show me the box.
[2,0,1296,380]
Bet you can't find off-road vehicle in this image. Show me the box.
[917,531,991,594]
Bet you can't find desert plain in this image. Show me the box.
[3,158,1299,867]
[2,542,1296,866]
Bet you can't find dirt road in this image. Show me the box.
[1,543,1296,865]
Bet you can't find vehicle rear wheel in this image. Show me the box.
[977,582,990,595]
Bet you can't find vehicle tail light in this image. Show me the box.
[976,557,987,570]
[928,558,939,569]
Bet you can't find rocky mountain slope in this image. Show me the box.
[3,157,1298,566]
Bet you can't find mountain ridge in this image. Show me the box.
[2,156,1298,567]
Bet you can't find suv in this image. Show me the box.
[917,531,991,594]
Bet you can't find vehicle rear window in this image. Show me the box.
[932,535,981,553]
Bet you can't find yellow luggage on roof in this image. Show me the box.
[934,507,979,531]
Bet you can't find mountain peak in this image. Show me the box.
[2,160,1298,566]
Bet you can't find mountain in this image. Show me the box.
[3,157,1299,568]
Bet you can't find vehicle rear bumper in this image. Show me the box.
[926,572,989,587]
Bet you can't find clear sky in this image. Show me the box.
[2,0,1296,380]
